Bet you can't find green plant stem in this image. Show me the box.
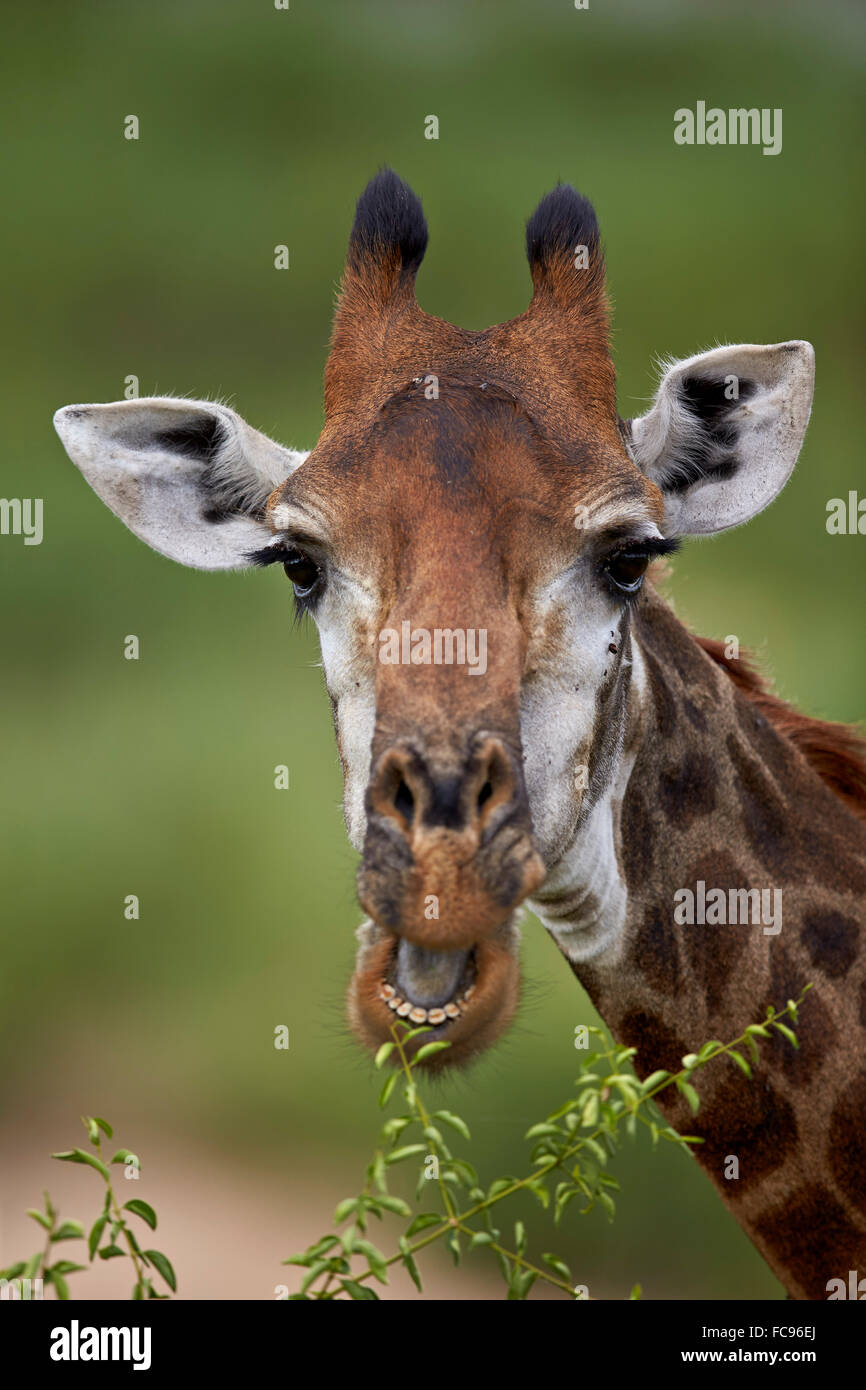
[391,1028,458,1222]
[300,992,808,1300]
[93,1134,146,1288]
[455,1223,573,1295]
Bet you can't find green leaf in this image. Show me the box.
[51,1220,85,1242]
[46,1271,70,1300]
[554,1188,579,1225]
[124,1228,148,1262]
[132,1281,144,1300]
[414,1041,451,1063]
[402,1025,432,1042]
[88,1217,108,1261]
[405,1213,442,1237]
[381,1116,412,1142]
[526,1178,550,1209]
[431,1110,471,1141]
[524,1122,562,1140]
[300,1260,330,1294]
[487,1176,518,1201]
[630,1282,643,1300]
[598,1190,616,1221]
[676,1079,701,1116]
[308,1236,340,1259]
[469,1230,494,1248]
[546,1098,579,1121]
[378,1073,398,1109]
[581,1093,599,1127]
[144,1249,177,1292]
[94,1117,114,1139]
[109,1149,137,1166]
[398,1237,423,1293]
[385,1144,426,1164]
[370,1193,411,1218]
[448,1157,478,1186]
[26,1208,53,1231]
[745,1023,771,1039]
[681,1053,699,1072]
[542,1253,572,1283]
[640,1070,670,1094]
[728,1050,752,1079]
[48,1260,85,1275]
[99,1245,126,1260]
[339,1278,379,1300]
[352,1239,389,1284]
[333,1198,358,1224]
[123,1200,157,1231]
[447,1230,461,1266]
[23,1252,42,1280]
[1,1263,26,1280]
[341,1224,357,1254]
[507,1268,537,1300]
[374,1042,395,1069]
[422,1124,445,1148]
[51,1148,110,1182]
[774,1022,799,1049]
[514,1220,526,1255]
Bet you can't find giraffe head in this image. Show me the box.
[54,171,814,1067]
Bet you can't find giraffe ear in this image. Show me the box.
[54,398,308,570]
[628,341,815,535]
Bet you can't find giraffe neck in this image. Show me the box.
[570,589,866,1299]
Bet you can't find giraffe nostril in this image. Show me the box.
[394,778,415,825]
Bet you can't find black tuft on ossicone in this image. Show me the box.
[525,183,600,269]
[348,168,428,274]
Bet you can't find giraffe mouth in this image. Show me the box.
[347,919,522,1068]
[378,940,477,1025]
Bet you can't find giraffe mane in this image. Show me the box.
[696,636,866,826]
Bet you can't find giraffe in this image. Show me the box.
[54,171,866,1299]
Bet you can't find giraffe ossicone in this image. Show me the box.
[54,170,865,1301]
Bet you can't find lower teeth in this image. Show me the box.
[378,981,475,1024]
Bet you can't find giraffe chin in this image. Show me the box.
[347,928,521,1070]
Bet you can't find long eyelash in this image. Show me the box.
[248,543,323,622]
[292,591,319,623]
[247,545,288,568]
[628,536,682,559]
[603,535,681,603]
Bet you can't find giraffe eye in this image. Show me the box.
[605,549,650,594]
[282,547,320,595]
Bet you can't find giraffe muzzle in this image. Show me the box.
[348,733,545,1065]
[357,734,546,950]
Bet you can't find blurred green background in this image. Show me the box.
[1,0,864,1299]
